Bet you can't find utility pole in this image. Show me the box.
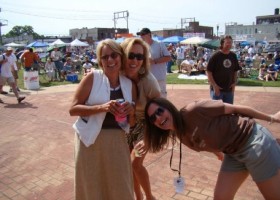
[113,10,129,39]
[0,8,8,45]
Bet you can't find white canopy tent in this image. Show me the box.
[4,42,26,47]
[70,39,89,47]
[180,37,210,45]
[50,39,66,46]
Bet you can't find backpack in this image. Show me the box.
[0,54,5,74]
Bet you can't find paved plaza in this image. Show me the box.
[0,84,280,200]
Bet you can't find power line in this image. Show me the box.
[3,9,111,21]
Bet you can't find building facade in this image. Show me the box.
[151,21,214,39]
[69,27,129,43]
[225,8,280,42]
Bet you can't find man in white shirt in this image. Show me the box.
[50,46,63,80]
[82,56,93,76]
[137,28,171,98]
[181,55,195,75]
[9,52,20,92]
[175,43,185,73]
[0,47,25,103]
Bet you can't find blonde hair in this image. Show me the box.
[96,39,125,71]
[121,37,150,78]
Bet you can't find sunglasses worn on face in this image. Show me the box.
[149,107,165,123]
[101,52,119,60]
[128,52,145,60]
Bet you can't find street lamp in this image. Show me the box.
[216,24,219,37]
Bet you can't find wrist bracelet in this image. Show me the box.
[269,115,274,124]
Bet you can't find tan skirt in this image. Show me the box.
[75,129,134,200]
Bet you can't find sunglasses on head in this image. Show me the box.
[149,107,165,123]
[101,52,119,60]
[128,52,145,61]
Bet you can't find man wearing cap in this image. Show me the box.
[0,53,7,102]
[0,47,25,103]
[137,28,171,98]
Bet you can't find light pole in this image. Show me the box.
[115,29,118,40]
[216,24,219,37]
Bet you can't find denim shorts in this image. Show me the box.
[210,89,234,104]
[221,123,280,182]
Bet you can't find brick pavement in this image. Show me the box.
[0,84,279,200]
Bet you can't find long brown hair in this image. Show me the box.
[144,98,184,153]
[220,35,233,49]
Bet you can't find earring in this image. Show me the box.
[138,67,145,75]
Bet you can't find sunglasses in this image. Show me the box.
[101,52,119,60]
[128,52,145,61]
[149,107,165,123]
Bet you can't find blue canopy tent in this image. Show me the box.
[27,41,49,48]
[199,39,220,50]
[162,36,185,44]
[115,37,126,44]
[239,41,251,47]
[152,36,164,42]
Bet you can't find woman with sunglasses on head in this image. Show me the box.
[69,39,137,200]
[144,98,280,200]
[121,38,161,200]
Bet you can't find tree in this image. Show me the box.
[4,25,44,39]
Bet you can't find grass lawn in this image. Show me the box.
[167,65,280,87]
[166,73,280,87]
[16,65,280,89]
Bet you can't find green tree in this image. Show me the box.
[4,25,44,39]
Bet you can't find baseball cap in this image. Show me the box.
[136,28,151,36]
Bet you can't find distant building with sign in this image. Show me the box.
[225,8,280,42]
[152,21,214,39]
[69,27,129,43]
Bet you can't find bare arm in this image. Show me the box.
[69,73,113,117]
[127,82,137,127]
[230,71,238,92]
[150,55,171,65]
[207,71,222,95]
[224,103,280,123]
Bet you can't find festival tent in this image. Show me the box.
[180,37,210,45]
[162,36,185,44]
[50,39,66,46]
[46,44,66,52]
[27,41,49,48]
[240,41,251,47]
[152,36,164,41]
[115,37,126,43]
[4,42,26,47]
[70,39,89,47]
[199,39,220,50]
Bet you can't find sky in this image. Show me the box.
[0,0,279,37]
